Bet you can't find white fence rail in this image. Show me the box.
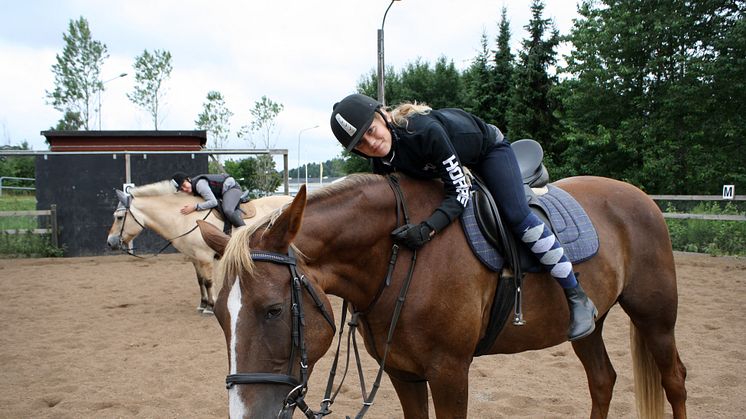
[0,177,35,196]
[650,195,746,221]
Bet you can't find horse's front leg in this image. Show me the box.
[427,361,471,419]
[191,260,213,313]
[390,375,429,419]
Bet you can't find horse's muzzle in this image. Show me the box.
[107,235,122,249]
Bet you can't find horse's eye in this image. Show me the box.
[116,215,124,221]
[266,305,283,320]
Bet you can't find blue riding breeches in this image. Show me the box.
[474,139,531,226]
[473,137,578,288]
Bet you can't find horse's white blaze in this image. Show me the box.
[227,276,247,418]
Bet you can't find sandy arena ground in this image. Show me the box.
[0,251,744,418]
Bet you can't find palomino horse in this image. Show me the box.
[198,174,687,418]
[106,180,292,314]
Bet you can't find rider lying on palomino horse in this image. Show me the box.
[171,172,250,235]
[330,94,597,341]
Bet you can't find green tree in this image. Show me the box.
[492,6,514,132]
[340,150,372,174]
[238,96,284,149]
[128,49,173,130]
[236,96,284,195]
[508,0,561,159]
[560,0,745,193]
[45,17,108,131]
[462,32,495,120]
[195,91,234,151]
[359,58,465,109]
[0,142,34,180]
[225,155,282,198]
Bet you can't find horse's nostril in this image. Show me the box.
[107,236,121,249]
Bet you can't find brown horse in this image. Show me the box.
[198,174,687,419]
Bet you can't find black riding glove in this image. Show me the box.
[391,222,434,250]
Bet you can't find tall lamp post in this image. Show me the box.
[297,125,319,189]
[377,0,401,106]
[98,72,128,130]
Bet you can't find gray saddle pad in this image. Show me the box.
[461,184,599,272]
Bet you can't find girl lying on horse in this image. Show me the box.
[171,172,246,233]
[330,93,597,341]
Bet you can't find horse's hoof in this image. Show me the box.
[196,306,205,312]
[202,308,214,316]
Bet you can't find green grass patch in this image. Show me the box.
[0,196,63,257]
[664,201,746,256]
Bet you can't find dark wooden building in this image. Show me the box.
[37,131,208,256]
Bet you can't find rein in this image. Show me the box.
[227,175,419,419]
[315,175,419,418]
[116,205,213,259]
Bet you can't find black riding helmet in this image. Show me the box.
[330,94,382,152]
[171,172,188,191]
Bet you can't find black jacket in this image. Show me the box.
[371,109,498,232]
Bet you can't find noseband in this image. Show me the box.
[226,248,336,418]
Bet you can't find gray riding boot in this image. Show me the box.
[227,211,245,227]
[564,282,598,341]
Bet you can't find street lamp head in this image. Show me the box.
[119,72,128,78]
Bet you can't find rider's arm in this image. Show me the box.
[194,180,218,211]
[422,122,470,233]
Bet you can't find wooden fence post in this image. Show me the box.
[50,204,58,248]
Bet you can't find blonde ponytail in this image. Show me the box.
[388,102,432,129]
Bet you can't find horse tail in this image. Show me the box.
[630,323,665,419]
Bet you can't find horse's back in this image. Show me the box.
[554,176,677,311]
[555,176,672,254]
[240,195,293,223]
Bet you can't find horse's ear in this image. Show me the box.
[115,189,131,208]
[264,185,307,250]
[197,220,229,256]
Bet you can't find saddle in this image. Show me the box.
[464,139,599,355]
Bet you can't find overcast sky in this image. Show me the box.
[0,0,580,169]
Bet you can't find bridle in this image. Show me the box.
[225,248,336,418]
[114,201,212,258]
[226,175,418,419]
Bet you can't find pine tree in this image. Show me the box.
[492,7,514,133]
[507,0,560,157]
[462,31,495,120]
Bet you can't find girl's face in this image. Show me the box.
[180,180,192,193]
[355,112,392,157]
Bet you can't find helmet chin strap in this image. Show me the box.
[377,108,399,141]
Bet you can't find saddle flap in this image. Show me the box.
[240,201,257,219]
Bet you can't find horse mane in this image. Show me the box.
[217,207,286,281]
[308,173,382,201]
[217,174,383,283]
[129,180,178,197]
